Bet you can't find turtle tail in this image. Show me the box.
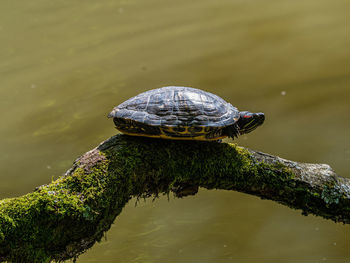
[223,123,240,140]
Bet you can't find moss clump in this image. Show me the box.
[0,150,132,262]
[102,136,297,202]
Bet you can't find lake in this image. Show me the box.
[1,0,350,262]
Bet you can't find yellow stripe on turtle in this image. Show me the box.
[119,130,227,141]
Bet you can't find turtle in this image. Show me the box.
[108,86,265,141]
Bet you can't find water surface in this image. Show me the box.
[1,0,350,262]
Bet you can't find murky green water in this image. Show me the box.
[1,0,350,262]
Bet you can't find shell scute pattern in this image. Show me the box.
[110,86,239,128]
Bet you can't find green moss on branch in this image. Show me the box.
[0,135,349,262]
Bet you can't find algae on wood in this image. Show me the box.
[0,135,349,262]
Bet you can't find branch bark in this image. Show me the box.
[0,135,349,262]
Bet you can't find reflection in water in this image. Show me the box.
[1,0,350,262]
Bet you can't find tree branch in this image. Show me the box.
[0,135,349,262]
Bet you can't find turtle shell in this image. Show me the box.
[108,86,240,128]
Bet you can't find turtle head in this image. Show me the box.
[237,111,265,135]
